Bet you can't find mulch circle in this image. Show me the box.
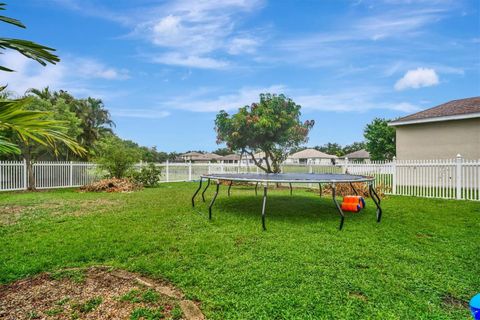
[0,266,204,320]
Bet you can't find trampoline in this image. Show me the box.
[191,173,382,230]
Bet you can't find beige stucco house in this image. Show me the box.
[389,97,480,160]
[342,149,370,162]
[285,148,337,164]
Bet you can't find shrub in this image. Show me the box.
[129,163,162,187]
[95,136,141,178]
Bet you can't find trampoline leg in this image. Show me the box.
[201,178,211,202]
[191,178,203,207]
[261,185,268,230]
[209,181,220,220]
[319,183,322,197]
[228,180,233,197]
[332,184,345,230]
[369,183,382,222]
[289,183,293,196]
[255,182,258,196]
[350,182,358,196]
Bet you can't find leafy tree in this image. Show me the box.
[364,118,396,160]
[315,142,344,157]
[343,141,366,155]
[215,93,314,173]
[95,135,141,178]
[0,3,59,73]
[213,147,231,156]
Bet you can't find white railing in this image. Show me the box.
[33,161,98,189]
[0,160,26,191]
[0,155,478,201]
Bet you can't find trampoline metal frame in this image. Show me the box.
[192,173,382,231]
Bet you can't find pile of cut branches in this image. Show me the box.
[320,182,387,198]
[80,178,142,193]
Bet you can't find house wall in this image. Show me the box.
[395,118,480,160]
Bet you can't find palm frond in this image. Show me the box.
[0,38,59,67]
[0,98,86,155]
[0,15,25,28]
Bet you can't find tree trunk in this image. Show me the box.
[22,146,36,190]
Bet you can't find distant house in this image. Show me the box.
[286,148,337,164]
[220,154,241,164]
[343,149,370,162]
[180,152,223,163]
[389,97,480,160]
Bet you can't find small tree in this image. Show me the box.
[364,118,396,160]
[315,142,344,157]
[95,136,141,178]
[215,93,314,173]
[343,141,366,155]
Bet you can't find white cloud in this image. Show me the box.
[163,85,285,112]
[0,52,65,94]
[159,84,420,114]
[292,90,420,113]
[152,53,229,69]
[227,37,259,55]
[394,67,439,90]
[74,58,130,80]
[0,51,129,96]
[132,0,264,68]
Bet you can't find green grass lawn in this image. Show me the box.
[1,183,479,319]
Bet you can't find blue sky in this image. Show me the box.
[1,0,479,152]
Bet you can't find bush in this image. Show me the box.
[95,136,141,178]
[129,163,162,187]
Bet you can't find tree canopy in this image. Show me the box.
[364,118,396,160]
[215,93,314,173]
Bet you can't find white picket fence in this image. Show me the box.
[1,155,479,201]
[0,160,97,191]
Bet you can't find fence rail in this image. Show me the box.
[1,155,479,201]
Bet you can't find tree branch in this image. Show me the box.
[245,149,268,173]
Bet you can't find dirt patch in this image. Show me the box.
[0,199,123,226]
[441,293,469,309]
[0,266,204,320]
[0,205,25,225]
[348,291,368,302]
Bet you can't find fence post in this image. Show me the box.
[166,160,169,182]
[23,159,27,190]
[69,161,73,187]
[456,154,462,200]
[392,156,397,195]
[309,163,313,174]
[343,157,349,174]
[188,161,192,181]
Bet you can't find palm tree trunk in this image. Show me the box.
[22,145,36,190]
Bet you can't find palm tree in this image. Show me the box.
[75,98,115,153]
[0,98,84,154]
[0,98,85,188]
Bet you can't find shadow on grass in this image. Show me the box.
[197,190,375,228]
